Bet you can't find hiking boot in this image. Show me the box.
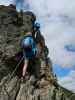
[29,75,37,85]
[21,76,26,83]
[21,72,30,83]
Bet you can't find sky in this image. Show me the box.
[0,0,75,93]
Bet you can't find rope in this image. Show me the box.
[0,56,24,95]
[0,54,24,86]
[7,56,24,82]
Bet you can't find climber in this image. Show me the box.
[21,31,40,77]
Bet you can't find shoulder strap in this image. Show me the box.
[23,34,33,39]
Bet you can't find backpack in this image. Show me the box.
[21,34,38,58]
[21,34,34,50]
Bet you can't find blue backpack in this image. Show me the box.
[21,35,34,49]
[21,34,38,59]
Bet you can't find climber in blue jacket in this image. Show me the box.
[21,31,39,77]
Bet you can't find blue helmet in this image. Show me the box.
[34,22,40,29]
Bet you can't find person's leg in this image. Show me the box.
[22,59,29,77]
[34,58,41,79]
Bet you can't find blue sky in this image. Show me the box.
[0,0,75,93]
[53,64,71,77]
[16,0,30,11]
[64,44,75,52]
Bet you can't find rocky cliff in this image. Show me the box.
[0,4,75,100]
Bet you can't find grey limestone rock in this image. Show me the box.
[0,4,75,100]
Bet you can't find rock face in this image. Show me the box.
[0,4,75,100]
